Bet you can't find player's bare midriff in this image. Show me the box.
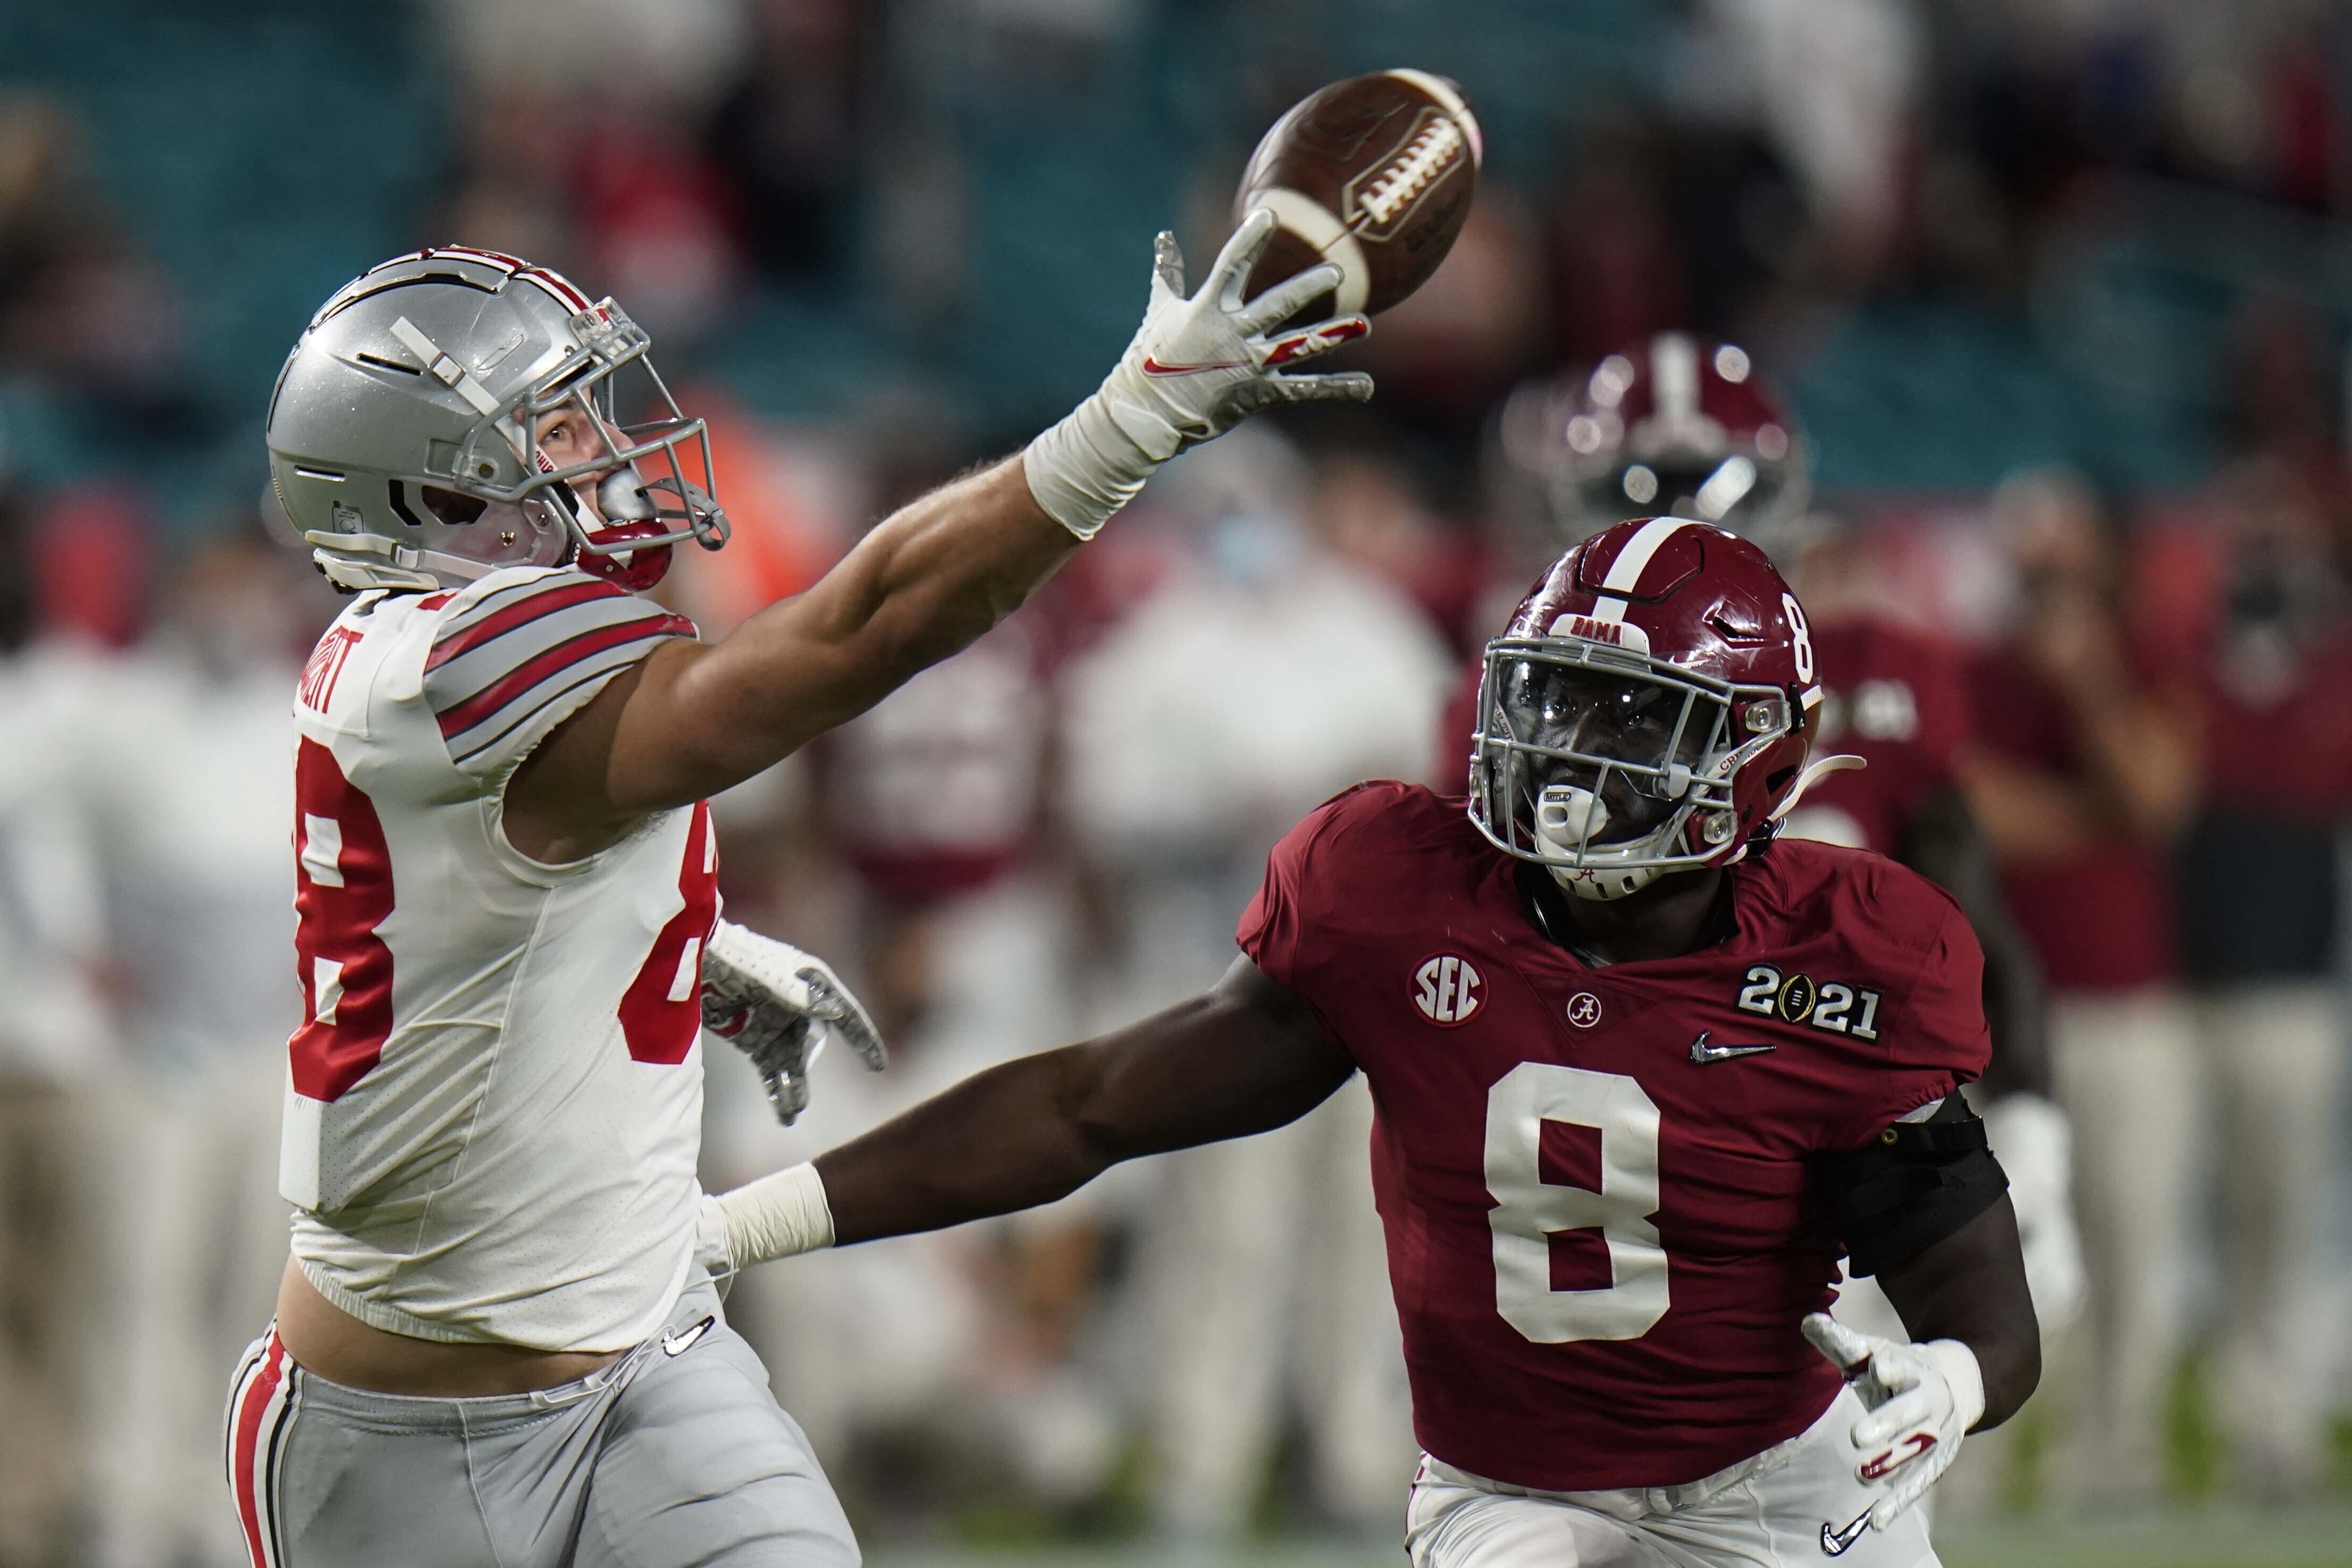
[273,1259,623,1396]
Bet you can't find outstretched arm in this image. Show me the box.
[708,957,1356,1265]
[508,214,1369,861]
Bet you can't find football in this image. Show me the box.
[1234,69,1482,319]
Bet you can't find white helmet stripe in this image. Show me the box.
[1652,331,1699,424]
[1587,515,1695,625]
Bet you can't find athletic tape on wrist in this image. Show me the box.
[712,1161,835,1267]
[1023,384,1182,541]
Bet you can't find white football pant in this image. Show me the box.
[1405,1385,1936,1567]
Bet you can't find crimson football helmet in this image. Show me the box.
[1468,516,1857,900]
[1499,331,1808,549]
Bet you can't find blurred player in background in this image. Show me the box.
[710,518,2043,1567]
[63,529,324,1568]
[1060,426,1449,1540]
[2157,454,2352,1497]
[714,596,1119,1522]
[0,485,114,1568]
[233,217,1371,1566]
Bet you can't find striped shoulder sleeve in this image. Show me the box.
[422,569,696,781]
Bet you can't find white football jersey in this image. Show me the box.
[281,565,716,1353]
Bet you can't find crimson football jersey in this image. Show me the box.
[1238,782,1989,1491]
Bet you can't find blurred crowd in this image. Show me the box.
[2,1,2351,1564]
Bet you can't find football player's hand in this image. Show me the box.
[1802,1313,1984,1531]
[700,920,885,1126]
[1024,207,1372,539]
[1982,1093,2086,1330]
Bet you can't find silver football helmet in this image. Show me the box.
[265,246,727,593]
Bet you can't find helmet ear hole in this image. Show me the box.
[422,486,488,525]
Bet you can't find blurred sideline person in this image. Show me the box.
[707,898,1115,1526]
[1965,469,2199,1503]
[710,610,1120,1523]
[236,224,1371,1566]
[709,519,2043,1568]
[2151,457,2352,1495]
[1479,336,2078,1385]
[0,490,114,1568]
[1060,427,1450,1539]
[1784,521,2077,1515]
[66,533,324,1567]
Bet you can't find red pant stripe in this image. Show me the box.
[231,1335,286,1568]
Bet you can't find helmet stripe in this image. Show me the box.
[1587,515,1694,625]
[431,246,525,275]
[520,267,590,311]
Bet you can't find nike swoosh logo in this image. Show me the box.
[661,1315,715,1357]
[1140,355,1249,376]
[1820,1507,1872,1556]
[1689,1030,1775,1065]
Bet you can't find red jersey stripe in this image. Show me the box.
[425,578,624,677]
[436,613,694,740]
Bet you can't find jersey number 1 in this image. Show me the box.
[1485,1063,1668,1343]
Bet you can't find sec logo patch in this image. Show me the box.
[1566,992,1603,1029]
[1413,955,1482,1025]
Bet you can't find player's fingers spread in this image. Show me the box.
[794,967,851,1021]
[769,1070,809,1125]
[1872,1353,1924,1393]
[1260,314,1368,367]
[1852,1390,1934,1448]
[840,1012,887,1071]
[1802,1313,1873,1375]
[1152,231,1187,301]
[1210,208,1279,307]
[1237,264,1342,333]
[1271,370,1374,404]
[1872,1470,1934,1530]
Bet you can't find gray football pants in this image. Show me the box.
[224,1277,858,1567]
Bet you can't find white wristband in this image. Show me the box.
[1922,1338,1986,1432]
[707,1161,835,1270]
[1022,384,1183,541]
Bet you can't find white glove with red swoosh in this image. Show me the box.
[1803,1313,1984,1531]
[1024,206,1372,539]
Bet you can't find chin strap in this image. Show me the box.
[304,529,500,594]
[1766,753,1867,822]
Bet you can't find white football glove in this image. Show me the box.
[1802,1313,1984,1532]
[1023,206,1374,539]
[700,920,885,1126]
[1981,1093,2086,1330]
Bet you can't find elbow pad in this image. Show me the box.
[1813,1097,2008,1277]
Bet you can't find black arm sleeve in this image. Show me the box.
[1812,1095,2009,1277]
